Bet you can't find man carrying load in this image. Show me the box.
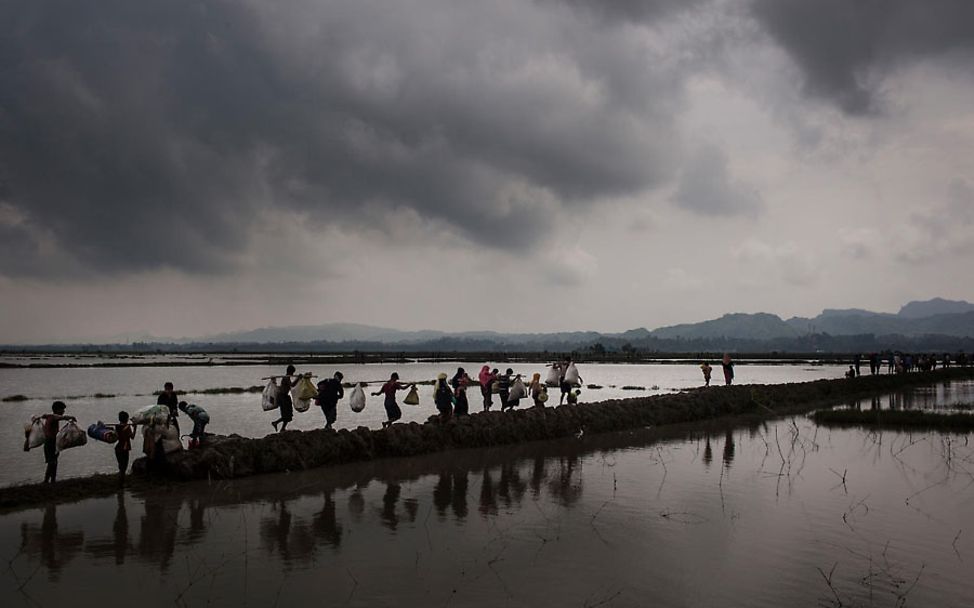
[39,401,76,484]
[178,401,210,448]
[316,371,344,430]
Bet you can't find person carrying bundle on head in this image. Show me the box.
[316,371,345,430]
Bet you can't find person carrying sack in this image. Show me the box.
[40,401,76,484]
[316,371,345,430]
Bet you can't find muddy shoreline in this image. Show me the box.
[2,368,972,511]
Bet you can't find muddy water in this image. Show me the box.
[2,414,972,607]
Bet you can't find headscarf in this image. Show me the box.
[479,365,492,385]
[531,372,541,386]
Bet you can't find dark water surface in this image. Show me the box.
[3,409,972,607]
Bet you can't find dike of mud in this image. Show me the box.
[812,408,974,431]
[3,368,973,510]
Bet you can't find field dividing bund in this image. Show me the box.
[3,368,973,511]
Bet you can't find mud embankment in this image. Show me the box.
[3,368,972,510]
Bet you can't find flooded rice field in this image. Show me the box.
[0,361,864,487]
[2,409,971,607]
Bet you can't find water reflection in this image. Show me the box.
[722,430,735,469]
[841,381,974,412]
[85,493,133,565]
[19,505,84,581]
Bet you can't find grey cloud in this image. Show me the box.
[0,0,692,278]
[751,0,974,114]
[540,0,707,24]
[671,144,762,217]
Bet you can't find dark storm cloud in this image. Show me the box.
[0,0,700,277]
[751,0,974,114]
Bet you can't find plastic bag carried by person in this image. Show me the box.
[132,404,170,425]
[403,385,420,406]
[24,417,45,450]
[491,381,500,394]
[349,384,366,413]
[509,377,526,401]
[158,424,182,453]
[564,363,580,385]
[294,375,318,401]
[293,396,312,413]
[87,421,118,444]
[545,366,560,387]
[56,421,87,452]
[291,375,316,412]
[262,379,278,411]
[538,387,549,403]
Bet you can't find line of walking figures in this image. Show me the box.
[261,358,585,432]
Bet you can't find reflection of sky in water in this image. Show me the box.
[2,418,972,607]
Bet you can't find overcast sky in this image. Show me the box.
[2,0,973,343]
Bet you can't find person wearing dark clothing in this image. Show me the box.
[114,411,136,484]
[854,354,861,377]
[497,369,512,410]
[41,401,75,484]
[373,372,411,428]
[272,365,297,432]
[451,368,470,417]
[157,382,180,432]
[434,373,454,421]
[178,402,209,447]
[721,354,735,386]
[316,372,345,430]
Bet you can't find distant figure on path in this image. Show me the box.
[497,369,512,410]
[854,354,862,377]
[38,401,76,484]
[272,365,297,432]
[529,373,544,407]
[479,366,495,412]
[721,354,735,386]
[373,372,411,428]
[114,411,135,484]
[316,371,345,430]
[451,368,470,417]
[700,362,713,386]
[434,373,454,421]
[157,382,180,432]
[845,366,856,379]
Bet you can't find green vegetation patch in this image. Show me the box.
[2,394,29,402]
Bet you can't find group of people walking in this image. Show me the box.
[267,358,585,431]
[24,381,209,485]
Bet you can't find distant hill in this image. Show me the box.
[6,297,974,353]
[650,313,799,341]
[898,298,974,318]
